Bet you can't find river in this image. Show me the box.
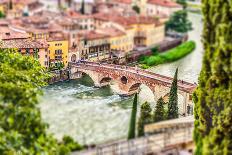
[39,13,203,145]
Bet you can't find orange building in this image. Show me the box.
[0,26,49,68]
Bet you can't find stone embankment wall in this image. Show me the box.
[48,70,70,84]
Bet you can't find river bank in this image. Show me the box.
[39,13,203,145]
[139,41,196,69]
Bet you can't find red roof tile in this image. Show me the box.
[148,0,181,8]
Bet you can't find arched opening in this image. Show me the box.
[121,76,128,84]
[77,72,95,86]
[128,83,141,92]
[100,77,112,84]
[128,83,155,105]
[71,54,77,62]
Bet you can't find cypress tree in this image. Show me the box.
[167,68,178,119]
[153,98,165,122]
[67,0,72,7]
[9,0,13,10]
[194,0,232,154]
[128,93,138,139]
[80,0,85,15]
[137,102,152,137]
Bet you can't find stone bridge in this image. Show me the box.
[69,62,197,115]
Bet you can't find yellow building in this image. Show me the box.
[130,16,165,47]
[77,31,110,62]
[10,16,69,69]
[47,36,69,68]
[0,4,6,15]
[97,27,134,54]
[0,26,49,68]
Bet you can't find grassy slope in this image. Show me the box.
[139,41,196,68]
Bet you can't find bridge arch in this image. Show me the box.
[128,83,156,103]
[121,76,128,84]
[99,77,113,84]
[74,70,100,86]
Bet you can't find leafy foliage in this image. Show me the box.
[128,93,138,139]
[139,41,196,67]
[153,98,166,122]
[193,0,232,154]
[0,11,5,18]
[132,5,140,14]
[0,49,82,154]
[176,0,187,9]
[151,46,159,55]
[165,10,192,33]
[167,68,178,119]
[137,102,152,137]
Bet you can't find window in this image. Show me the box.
[55,50,62,55]
[26,49,30,55]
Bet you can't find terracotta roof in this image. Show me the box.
[114,0,132,5]
[97,27,125,37]
[47,33,67,41]
[0,27,29,40]
[147,0,181,8]
[0,39,48,49]
[10,17,63,34]
[94,13,162,26]
[79,31,109,40]
[0,0,38,5]
[65,10,93,19]
[0,19,9,27]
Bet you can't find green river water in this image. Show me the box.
[39,13,203,145]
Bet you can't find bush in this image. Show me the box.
[151,46,159,55]
[140,41,196,67]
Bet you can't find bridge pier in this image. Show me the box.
[69,62,196,114]
[70,71,83,80]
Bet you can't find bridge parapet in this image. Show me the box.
[70,62,197,94]
[70,62,196,115]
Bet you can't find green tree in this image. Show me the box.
[132,5,140,14]
[153,98,166,122]
[0,49,82,154]
[176,0,187,9]
[193,0,232,154]
[167,68,178,119]
[128,93,138,139]
[165,10,192,33]
[0,11,5,18]
[137,102,152,137]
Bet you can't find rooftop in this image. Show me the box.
[114,0,132,5]
[0,27,29,40]
[79,31,109,40]
[148,0,182,8]
[0,39,48,49]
